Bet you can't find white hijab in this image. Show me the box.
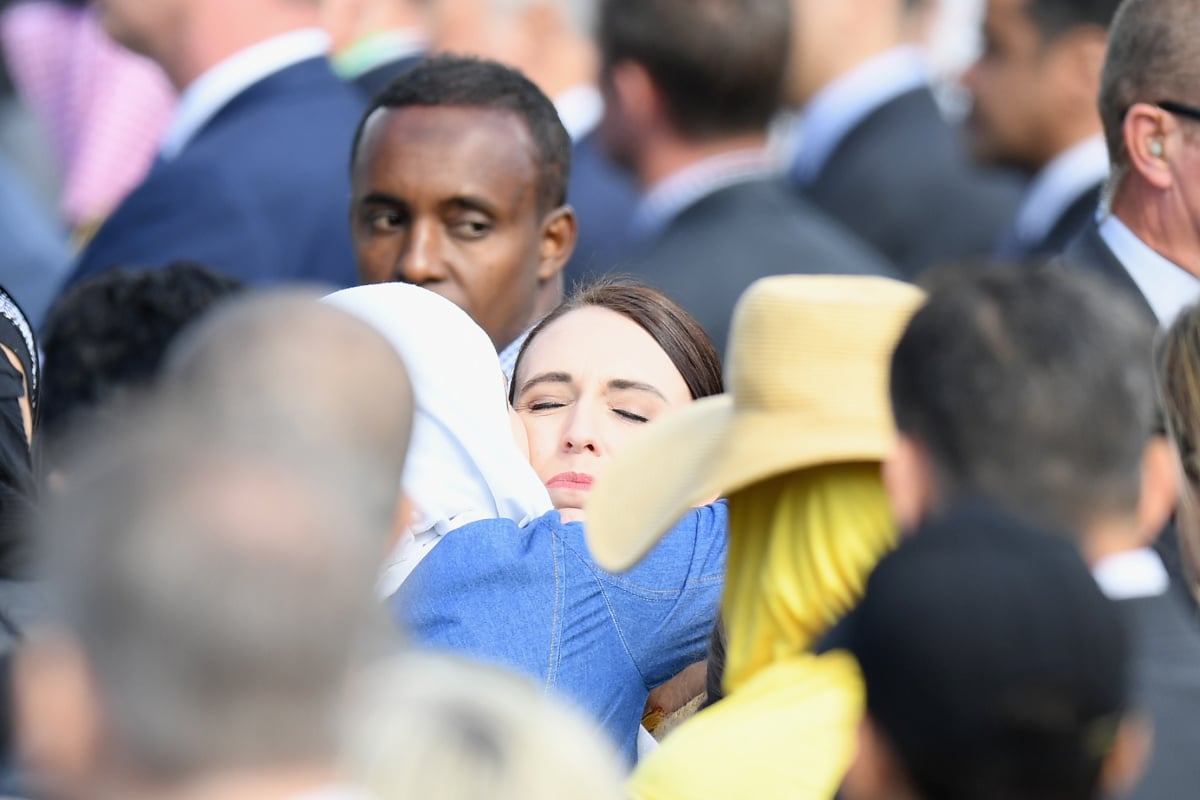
[324,285,553,595]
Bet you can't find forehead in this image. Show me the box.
[354,105,541,208]
[518,306,689,392]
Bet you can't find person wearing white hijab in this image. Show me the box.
[326,283,726,766]
[324,284,553,597]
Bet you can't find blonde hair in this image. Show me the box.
[342,654,627,800]
[1157,302,1200,592]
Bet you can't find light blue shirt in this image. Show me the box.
[393,503,728,764]
[1013,134,1108,247]
[791,45,930,185]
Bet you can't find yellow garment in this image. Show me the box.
[629,464,897,800]
[722,464,897,694]
[629,652,863,800]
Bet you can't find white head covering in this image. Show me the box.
[324,285,553,595]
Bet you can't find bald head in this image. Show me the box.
[37,400,387,788]
[164,291,414,540]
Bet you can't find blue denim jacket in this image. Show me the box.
[392,502,728,762]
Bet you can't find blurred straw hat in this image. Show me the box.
[585,274,925,572]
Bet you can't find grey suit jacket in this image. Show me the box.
[796,87,1023,281]
[623,178,898,356]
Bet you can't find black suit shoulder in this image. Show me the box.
[1026,183,1102,258]
[1116,592,1200,800]
[1058,219,1154,320]
[627,178,898,354]
[801,87,1023,280]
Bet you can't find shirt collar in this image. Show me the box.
[1014,134,1108,245]
[632,149,777,239]
[791,45,930,185]
[1092,547,1170,601]
[332,27,426,81]
[499,324,536,382]
[1098,214,1200,327]
[160,28,331,159]
[554,84,604,142]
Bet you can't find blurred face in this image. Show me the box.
[428,0,527,66]
[785,0,850,105]
[352,106,573,350]
[962,0,1068,171]
[512,306,692,516]
[94,0,180,59]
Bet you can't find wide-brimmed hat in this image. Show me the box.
[585,275,925,572]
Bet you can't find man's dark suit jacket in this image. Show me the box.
[1117,590,1200,800]
[353,53,423,100]
[563,132,638,286]
[1027,183,1103,258]
[794,86,1023,281]
[1060,218,1154,319]
[71,57,363,289]
[625,178,898,356]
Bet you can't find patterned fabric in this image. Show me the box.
[0,1,175,226]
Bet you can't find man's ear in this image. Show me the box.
[1124,103,1174,191]
[882,434,934,535]
[15,633,102,795]
[536,205,578,283]
[1100,714,1153,798]
[1138,435,1179,547]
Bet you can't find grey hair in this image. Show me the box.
[44,400,390,783]
[342,654,626,800]
[1098,0,1200,176]
[163,289,414,549]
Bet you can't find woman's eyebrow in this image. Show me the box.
[518,371,573,396]
[607,379,667,402]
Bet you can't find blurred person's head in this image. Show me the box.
[1098,0,1200,268]
[596,0,790,183]
[96,0,326,89]
[40,263,244,445]
[784,0,933,107]
[343,654,625,800]
[962,0,1118,174]
[164,290,415,554]
[428,0,599,99]
[321,0,427,55]
[842,501,1146,800]
[509,280,722,520]
[1156,302,1200,593]
[324,284,552,592]
[886,267,1171,562]
[350,55,577,351]
[16,402,387,800]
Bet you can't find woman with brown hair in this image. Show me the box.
[510,279,724,522]
[1157,304,1200,595]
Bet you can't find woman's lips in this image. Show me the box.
[546,472,595,491]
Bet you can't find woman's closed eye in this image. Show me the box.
[611,407,651,424]
[520,397,570,413]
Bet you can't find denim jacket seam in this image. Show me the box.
[545,526,563,691]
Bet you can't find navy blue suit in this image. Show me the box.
[562,132,638,285]
[70,57,362,288]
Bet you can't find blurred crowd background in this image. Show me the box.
[0,0,1196,799]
